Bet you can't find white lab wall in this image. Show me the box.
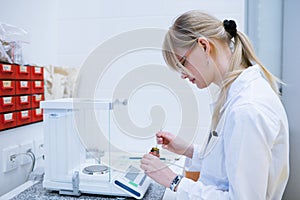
[0,124,44,197]
[56,0,244,67]
[246,0,283,78]
[282,0,300,198]
[0,0,58,66]
[57,0,245,153]
[0,0,245,196]
[0,0,57,196]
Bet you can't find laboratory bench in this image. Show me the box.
[7,179,166,200]
[1,161,182,200]
[1,170,171,200]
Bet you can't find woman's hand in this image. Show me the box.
[157,131,194,158]
[140,153,177,188]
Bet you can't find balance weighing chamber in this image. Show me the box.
[40,98,151,199]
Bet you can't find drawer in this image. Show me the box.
[0,96,15,113]
[0,63,16,79]
[0,112,17,131]
[31,94,44,108]
[31,80,44,94]
[15,95,31,111]
[16,110,32,126]
[31,66,44,80]
[31,108,43,123]
[15,80,31,95]
[0,80,15,96]
[16,65,31,80]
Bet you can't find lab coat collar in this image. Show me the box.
[219,65,262,113]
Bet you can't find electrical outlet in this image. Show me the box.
[34,139,44,159]
[19,141,34,165]
[2,145,19,173]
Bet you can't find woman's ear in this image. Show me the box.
[197,37,210,53]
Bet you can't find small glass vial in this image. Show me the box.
[149,147,160,158]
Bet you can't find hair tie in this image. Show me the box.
[223,19,237,38]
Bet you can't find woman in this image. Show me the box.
[140,10,289,199]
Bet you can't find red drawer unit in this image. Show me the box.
[0,63,16,79]
[15,80,31,95]
[31,94,44,108]
[16,110,32,126]
[0,112,17,130]
[31,108,43,123]
[0,96,15,113]
[15,95,31,111]
[0,80,15,96]
[31,66,44,80]
[16,65,31,80]
[31,80,44,94]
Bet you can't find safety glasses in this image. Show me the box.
[176,41,198,75]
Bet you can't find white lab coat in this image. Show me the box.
[177,65,289,200]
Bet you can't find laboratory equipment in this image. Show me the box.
[40,98,151,199]
[113,165,150,199]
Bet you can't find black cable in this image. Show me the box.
[26,150,36,173]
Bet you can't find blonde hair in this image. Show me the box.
[162,10,280,130]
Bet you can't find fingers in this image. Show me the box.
[156,131,167,137]
[156,132,164,145]
[141,153,156,162]
[156,131,174,145]
[140,154,154,172]
[140,154,164,173]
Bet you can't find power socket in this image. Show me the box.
[19,141,34,165]
[2,145,19,173]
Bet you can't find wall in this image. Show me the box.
[0,0,56,196]
[245,0,283,78]
[56,0,245,68]
[0,0,245,196]
[0,0,58,66]
[0,124,43,196]
[282,0,300,198]
[55,0,245,153]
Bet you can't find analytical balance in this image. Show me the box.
[41,98,151,199]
